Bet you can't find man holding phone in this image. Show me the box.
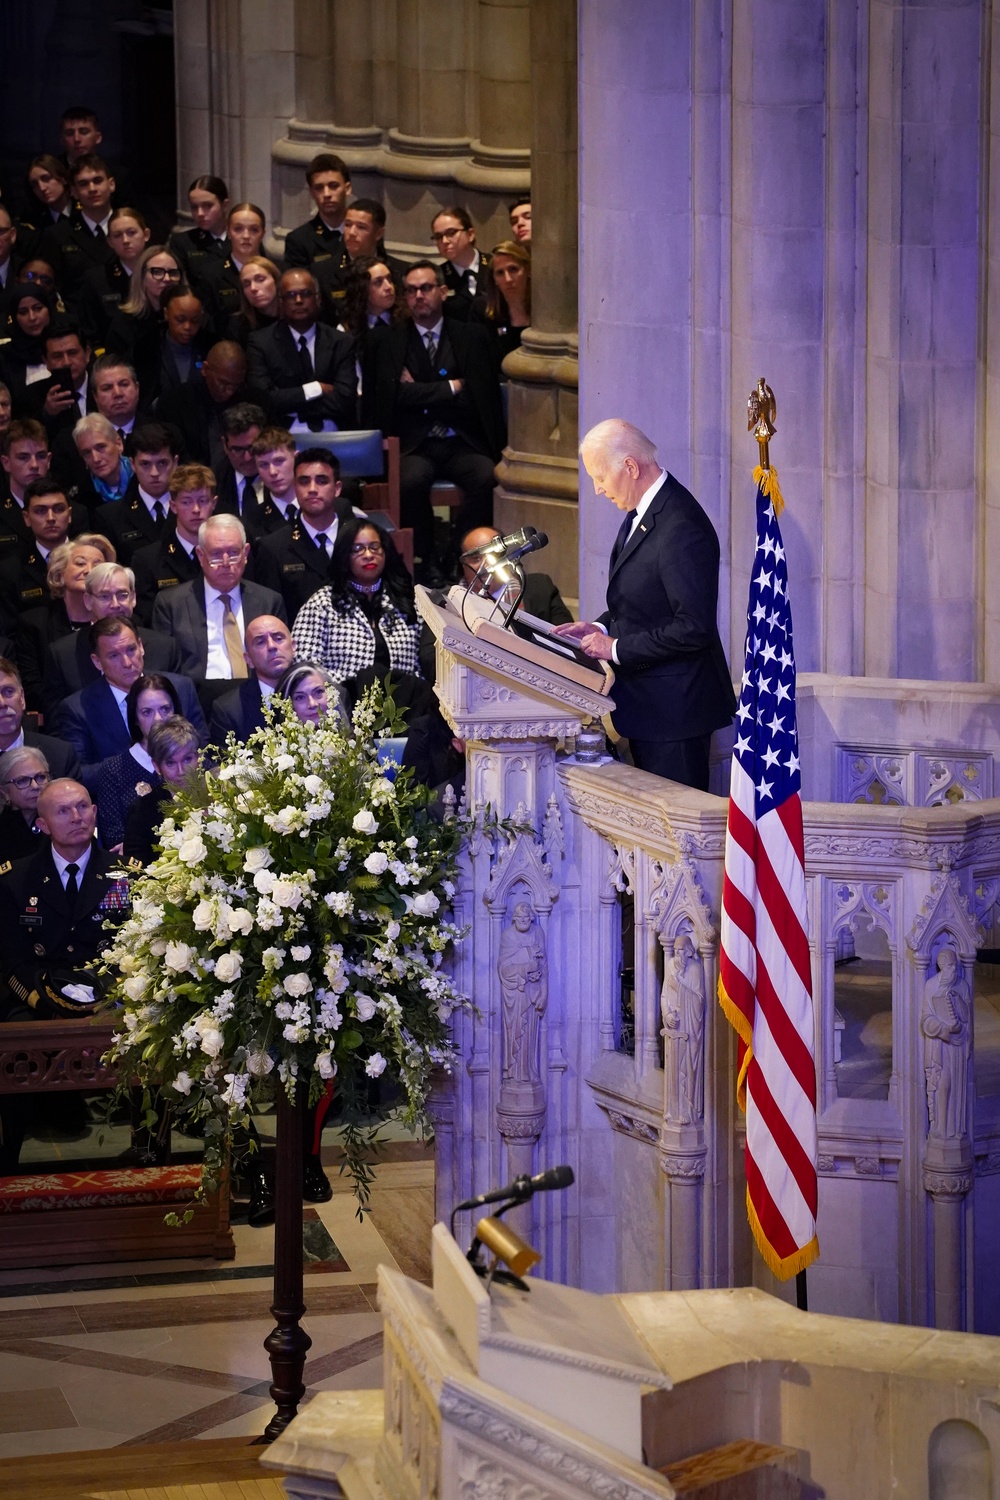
[31,320,93,440]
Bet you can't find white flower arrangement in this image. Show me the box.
[104,689,467,1208]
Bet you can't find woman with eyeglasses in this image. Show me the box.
[290,517,433,717]
[94,673,181,851]
[0,284,56,410]
[78,206,151,349]
[228,255,282,347]
[0,746,50,861]
[15,533,117,713]
[106,245,188,407]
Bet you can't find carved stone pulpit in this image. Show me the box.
[416,586,615,1242]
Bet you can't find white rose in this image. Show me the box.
[192,899,215,931]
[214,951,243,984]
[244,847,273,873]
[172,1071,194,1095]
[412,891,440,917]
[353,809,378,835]
[122,974,148,1001]
[365,1052,387,1078]
[273,754,295,773]
[177,835,207,866]
[229,908,254,936]
[290,944,311,962]
[284,972,313,997]
[386,920,400,941]
[304,775,325,796]
[270,878,303,909]
[246,1049,275,1077]
[355,994,376,1022]
[165,940,196,973]
[316,1051,338,1079]
[253,868,276,895]
[196,1024,224,1058]
[364,851,389,875]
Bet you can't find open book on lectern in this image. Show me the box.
[436,585,615,697]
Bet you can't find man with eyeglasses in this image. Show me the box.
[0,657,81,782]
[246,270,355,435]
[97,423,178,564]
[430,206,491,308]
[362,260,505,584]
[151,513,286,703]
[42,154,118,310]
[56,616,205,790]
[41,561,184,723]
[255,448,356,622]
[213,402,268,526]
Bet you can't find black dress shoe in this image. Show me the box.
[302,1156,333,1203]
[246,1174,275,1228]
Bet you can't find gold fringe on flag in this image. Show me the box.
[753,463,785,516]
[746,1189,820,1281]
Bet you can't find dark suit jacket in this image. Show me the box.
[519,572,573,627]
[168,227,231,285]
[131,533,202,625]
[157,377,259,470]
[442,251,492,308]
[21,727,82,782]
[207,675,267,749]
[97,480,172,564]
[283,214,344,269]
[0,842,127,1000]
[246,321,356,431]
[362,317,505,462]
[150,577,287,680]
[40,214,117,308]
[600,473,737,742]
[77,259,132,348]
[192,254,244,335]
[15,601,77,711]
[56,671,206,789]
[42,625,185,724]
[254,512,353,622]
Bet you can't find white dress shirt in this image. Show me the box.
[204,581,245,680]
[138,485,168,521]
[53,844,92,888]
[300,515,339,553]
[81,211,112,236]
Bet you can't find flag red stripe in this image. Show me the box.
[747,1057,818,1214]
[744,1146,799,1262]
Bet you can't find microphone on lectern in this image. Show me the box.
[453,1164,574,1214]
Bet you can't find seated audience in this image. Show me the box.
[0,655,81,780]
[0,283,55,410]
[484,239,531,366]
[0,206,15,301]
[123,715,200,866]
[255,447,354,620]
[508,196,531,244]
[16,532,116,709]
[56,615,205,789]
[195,202,267,332]
[460,524,572,625]
[42,153,118,306]
[0,746,51,862]
[169,174,231,282]
[215,402,268,521]
[28,320,93,442]
[208,614,295,748]
[157,341,250,472]
[104,244,184,396]
[150,512,286,695]
[291,516,425,690]
[16,156,73,263]
[283,153,351,269]
[250,426,300,532]
[98,421,177,562]
[276,659,346,726]
[95,672,180,849]
[156,285,212,403]
[69,412,133,508]
[0,384,11,437]
[227,255,281,347]
[431,206,491,307]
[0,478,81,629]
[315,199,406,317]
[132,462,216,622]
[340,255,404,341]
[77,206,150,349]
[0,418,51,555]
[41,560,183,721]
[247,269,356,435]
[361,260,505,582]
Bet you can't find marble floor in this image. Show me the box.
[0,1131,434,1463]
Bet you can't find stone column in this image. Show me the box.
[294,0,335,124]
[396,0,473,143]
[495,0,580,606]
[924,1155,972,1332]
[476,0,531,154]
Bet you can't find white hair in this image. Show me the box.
[73,413,119,448]
[198,514,247,548]
[580,418,658,468]
[85,560,135,596]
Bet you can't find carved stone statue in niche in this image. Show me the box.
[498,899,548,1085]
[921,945,972,1141]
[660,933,706,1124]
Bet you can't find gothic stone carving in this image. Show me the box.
[660,935,706,1125]
[498,901,548,1087]
[921,946,972,1142]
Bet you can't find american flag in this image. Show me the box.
[718,478,819,1280]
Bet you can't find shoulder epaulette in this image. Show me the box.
[0,860,13,875]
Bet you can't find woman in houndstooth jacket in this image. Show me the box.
[290,517,426,690]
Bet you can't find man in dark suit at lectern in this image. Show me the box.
[555,418,736,790]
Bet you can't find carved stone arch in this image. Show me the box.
[829,876,898,958]
[907,870,983,964]
[483,827,559,915]
[609,840,636,896]
[646,855,717,955]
